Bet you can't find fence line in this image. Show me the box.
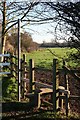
[2,52,80,116]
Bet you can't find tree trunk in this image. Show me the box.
[1,2,6,62]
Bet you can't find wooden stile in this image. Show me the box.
[52,59,59,112]
[29,59,35,93]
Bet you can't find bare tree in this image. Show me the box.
[0,1,80,61]
[48,2,80,47]
[45,2,80,61]
[32,1,80,61]
[0,1,38,60]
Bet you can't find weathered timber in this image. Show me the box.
[37,88,53,95]
[69,95,80,99]
[26,87,53,108]
[0,54,10,57]
[52,59,59,112]
[0,62,10,66]
[29,59,35,93]
[63,60,70,116]
[42,99,53,106]
[63,66,80,81]
[26,92,41,108]
[0,71,10,74]
[26,88,53,97]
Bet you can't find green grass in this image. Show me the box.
[24,48,78,69]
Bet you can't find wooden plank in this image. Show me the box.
[25,88,53,108]
[0,54,10,57]
[25,92,41,108]
[22,79,68,95]
[53,59,59,112]
[17,19,21,102]
[58,86,65,90]
[58,86,68,94]
[0,72,10,75]
[22,79,53,89]
[69,95,80,99]
[42,99,53,106]
[0,62,10,66]
[22,78,69,95]
[39,88,53,95]
[26,88,53,97]
[29,59,35,93]
[22,78,29,83]
[64,66,80,80]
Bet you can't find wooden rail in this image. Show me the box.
[2,52,80,117]
[63,66,80,81]
[0,52,11,74]
[24,58,71,116]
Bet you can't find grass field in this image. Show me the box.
[24,48,77,69]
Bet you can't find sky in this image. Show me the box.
[1,0,79,44]
[23,23,56,43]
[20,0,77,44]
[0,1,56,44]
[21,19,66,44]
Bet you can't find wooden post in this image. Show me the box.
[18,19,21,102]
[59,92,64,110]
[11,52,16,77]
[15,53,18,80]
[63,60,69,116]
[23,54,27,98]
[1,2,6,59]
[58,72,64,110]
[13,52,16,78]
[29,59,35,93]
[53,59,59,112]
[22,54,27,99]
[10,53,13,76]
[21,57,23,99]
[35,92,41,108]
[63,60,67,89]
[65,75,70,117]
